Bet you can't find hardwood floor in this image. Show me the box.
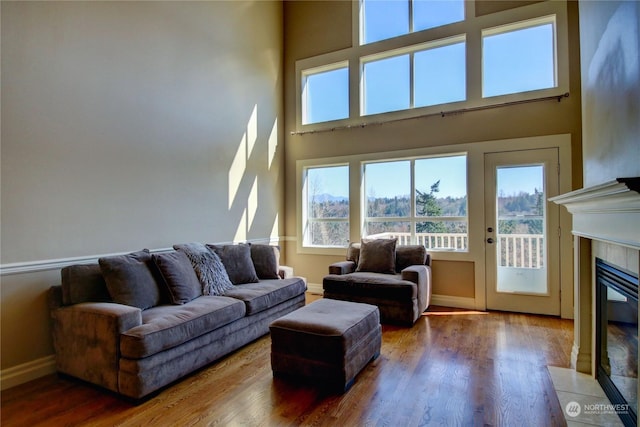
[1,294,573,426]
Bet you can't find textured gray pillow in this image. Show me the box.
[356,238,397,274]
[153,251,202,304]
[207,244,260,285]
[173,243,234,296]
[98,249,161,310]
[250,244,280,279]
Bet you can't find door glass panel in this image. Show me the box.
[495,165,547,294]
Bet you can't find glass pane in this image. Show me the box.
[413,0,464,32]
[365,221,411,245]
[309,221,349,246]
[302,67,349,124]
[307,166,349,219]
[417,221,468,250]
[365,161,410,217]
[414,41,466,107]
[415,155,467,217]
[363,55,410,115]
[362,0,409,44]
[483,22,555,97]
[495,165,547,294]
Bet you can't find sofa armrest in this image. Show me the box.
[50,298,142,393]
[401,265,432,312]
[279,265,294,279]
[329,260,357,275]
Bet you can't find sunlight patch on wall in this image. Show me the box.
[270,213,279,240]
[234,208,247,242]
[229,132,246,209]
[247,105,258,159]
[248,176,258,229]
[268,118,278,169]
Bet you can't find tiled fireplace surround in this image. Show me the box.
[552,178,640,412]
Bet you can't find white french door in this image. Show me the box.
[484,148,561,315]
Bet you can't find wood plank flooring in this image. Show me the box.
[1,295,574,426]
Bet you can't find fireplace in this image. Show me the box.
[595,258,638,426]
[551,178,640,425]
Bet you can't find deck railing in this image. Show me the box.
[368,232,544,269]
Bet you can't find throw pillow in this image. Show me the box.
[206,244,260,285]
[250,244,280,280]
[173,242,234,296]
[355,238,398,274]
[153,251,202,304]
[98,249,161,310]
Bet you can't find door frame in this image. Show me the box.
[484,148,561,315]
[467,135,573,318]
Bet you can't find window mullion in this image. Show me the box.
[409,52,415,109]
[408,0,414,34]
[410,159,416,244]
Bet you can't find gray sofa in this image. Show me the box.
[48,243,306,400]
[323,240,431,325]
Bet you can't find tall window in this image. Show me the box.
[363,154,468,250]
[303,165,350,247]
[483,16,557,97]
[361,0,465,44]
[362,37,466,115]
[301,63,349,125]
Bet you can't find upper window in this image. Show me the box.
[363,154,468,250]
[361,37,466,116]
[483,16,557,98]
[302,63,349,125]
[302,165,350,247]
[361,0,465,45]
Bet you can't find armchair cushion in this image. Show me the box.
[355,238,397,274]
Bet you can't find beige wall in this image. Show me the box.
[578,0,640,187]
[0,1,283,381]
[283,1,583,300]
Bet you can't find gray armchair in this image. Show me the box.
[323,240,431,326]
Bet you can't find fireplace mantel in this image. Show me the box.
[550,178,640,250]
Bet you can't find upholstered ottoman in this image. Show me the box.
[269,298,381,392]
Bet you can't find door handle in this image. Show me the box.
[487,238,494,244]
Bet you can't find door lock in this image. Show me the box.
[487,238,494,244]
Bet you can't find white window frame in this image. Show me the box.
[299,163,351,251]
[300,61,350,125]
[294,1,569,132]
[360,35,466,116]
[481,15,558,98]
[361,154,469,251]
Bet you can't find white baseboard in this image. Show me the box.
[1,355,56,390]
[306,283,477,311]
[430,294,477,310]
[306,282,323,295]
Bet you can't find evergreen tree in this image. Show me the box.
[416,181,446,233]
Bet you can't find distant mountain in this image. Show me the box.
[312,193,348,203]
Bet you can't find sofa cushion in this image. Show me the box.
[173,242,234,296]
[99,250,161,310]
[323,272,417,301]
[153,251,202,305]
[395,245,427,272]
[356,238,397,274]
[207,244,259,285]
[61,263,112,305]
[223,277,307,315]
[120,296,246,359]
[250,244,280,280]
